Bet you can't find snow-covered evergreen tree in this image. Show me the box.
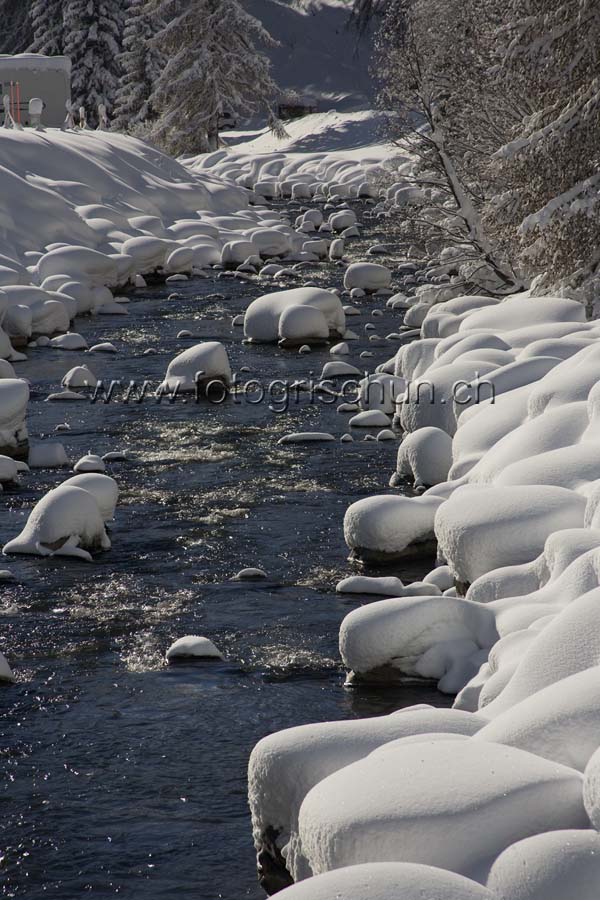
[64,0,125,127]
[0,0,33,53]
[29,0,64,56]
[150,0,279,155]
[112,0,164,133]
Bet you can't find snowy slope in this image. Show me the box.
[242,0,374,110]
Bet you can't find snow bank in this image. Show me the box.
[250,283,600,895]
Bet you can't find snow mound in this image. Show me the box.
[73,454,106,474]
[61,365,98,389]
[435,485,586,585]
[29,442,69,468]
[393,427,453,488]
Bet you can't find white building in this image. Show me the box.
[0,54,71,128]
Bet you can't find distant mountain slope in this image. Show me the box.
[242,0,374,110]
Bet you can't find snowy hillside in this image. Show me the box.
[242,0,374,110]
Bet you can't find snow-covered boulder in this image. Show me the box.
[0,378,28,458]
[3,484,111,561]
[61,365,98,389]
[475,666,600,770]
[250,706,488,890]
[28,442,69,468]
[121,236,170,272]
[244,288,345,344]
[435,484,586,586]
[0,455,18,483]
[344,263,391,293]
[329,211,357,232]
[222,240,257,267]
[486,830,600,900]
[340,592,496,688]
[359,373,405,414]
[279,306,330,346]
[248,228,290,257]
[73,454,106,474]
[344,494,443,562]
[161,342,231,392]
[49,333,88,351]
[37,246,118,287]
[166,635,223,661]
[393,427,453,488]
[63,473,119,522]
[291,740,586,882]
[272,863,493,900]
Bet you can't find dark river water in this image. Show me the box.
[0,209,450,899]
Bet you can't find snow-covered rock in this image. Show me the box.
[344,494,443,562]
[61,365,98,389]
[244,288,345,344]
[161,342,231,392]
[393,427,453,488]
[0,379,28,457]
[279,305,330,346]
[73,454,106,474]
[28,442,69,468]
[63,474,119,522]
[486,830,600,900]
[272,864,493,900]
[291,740,586,882]
[3,484,111,561]
[344,263,391,293]
[166,636,223,661]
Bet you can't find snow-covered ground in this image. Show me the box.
[3,110,600,900]
[242,0,373,111]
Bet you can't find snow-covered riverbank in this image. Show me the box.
[3,122,600,900]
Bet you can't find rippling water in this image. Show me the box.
[0,215,451,899]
